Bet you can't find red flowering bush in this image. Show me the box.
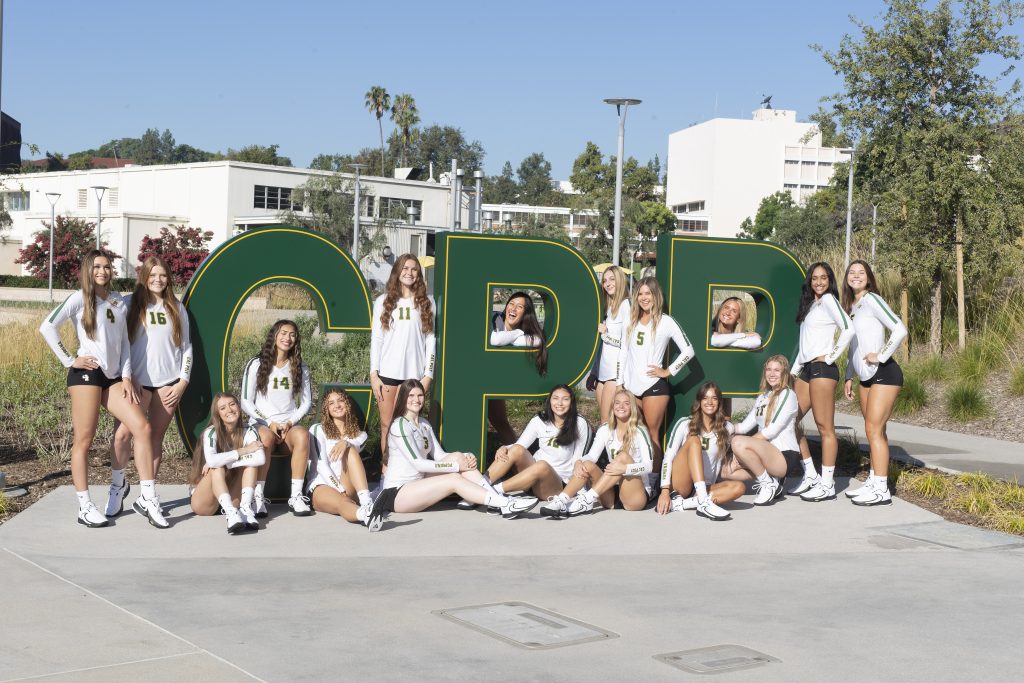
[137,224,213,286]
[15,216,121,286]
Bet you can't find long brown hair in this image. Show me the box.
[761,355,794,424]
[687,382,731,463]
[394,378,426,419]
[79,249,115,340]
[502,292,548,375]
[380,254,433,333]
[189,392,247,485]
[320,387,361,440]
[841,259,879,313]
[628,276,665,337]
[255,320,304,399]
[128,255,184,346]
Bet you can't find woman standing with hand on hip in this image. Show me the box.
[842,260,907,506]
[789,262,855,502]
[593,266,631,423]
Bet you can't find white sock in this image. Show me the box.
[76,490,92,510]
[821,466,835,487]
[217,493,236,513]
[290,479,303,498]
[868,469,875,480]
[255,481,266,499]
[873,475,888,490]
[801,458,818,477]
[357,489,371,507]
[493,482,505,495]
[756,471,773,485]
[581,489,599,504]
[694,481,708,502]
[111,469,125,487]
[485,493,509,508]
[356,506,367,521]
[477,477,501,497]
[140,480,155,500]
[556,492,571,504]
[240,487,254,510]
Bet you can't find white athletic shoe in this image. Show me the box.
[133,496,170,529]
[456,499,476,510]
[852,482,892,507]
[358,501,373,525]
[253,491,268,519]
[670,495,698,512]
[77,502,110,528]
[788,474,821,495]
[239,505,259,531]
[539,496,569,519]
[500,495,539,519]
[567,494,597,517]
[846,478,874,498]
[752,477,781,506]
[104,481,130,517]
[225,508,246,534]
[695,497,731,521]
[800,481,837,502]
[288,494,313,517]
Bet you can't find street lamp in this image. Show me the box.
[44,192,60,302]
[473,170,484,231]
[348,163,368,263]
[839,149,855,270]
[604,98,642,266]
[91,186,108,249]
[454,168,465,230]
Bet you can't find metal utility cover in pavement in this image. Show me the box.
[654,644,781,675]
[433,602,618,650]
[873,521,1024,550]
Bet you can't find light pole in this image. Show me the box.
[454,168,465,230]
[44,192,60,302]
[348,163,368,263]
[91,185,108,249]
[473,170,484,231]
[840,149,854,270]
[871,201,878,260]
[604,98,641,266]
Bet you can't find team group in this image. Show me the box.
[40,248,906,533]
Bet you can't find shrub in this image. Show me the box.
[946,381,989,422]
[1009,366,1024,397]
[901,470,951,498]
[955,471,997,493]
[15,216,122,285]
[894,374,927,416]
[912,354,946,382]
[137,224,212,286]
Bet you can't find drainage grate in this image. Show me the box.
[873,521,1024,550]
[654,644,780,675]
[433,602,617,650]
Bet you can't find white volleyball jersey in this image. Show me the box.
[489,313,542,347]
[710,331,762,349]
[383,416,460,489]
[202,424,264,469]
[735,388,799,453]
[615,315,694,396]
[40,290,131,380]
[370,294,436,380]
[846,293,908,382]
[514,415,592,482]
[662,418,734,487]
[582,423,655,493]
[125,297,193,387]
[307,423,368,493]
[598,299,632,381]
[793,292,854,375]
[240,357,312,425]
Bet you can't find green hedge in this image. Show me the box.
[0,274,137,290]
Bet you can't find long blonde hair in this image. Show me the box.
[601,266,628,320]
[760,355,794,424]
[628,276,665,337]
[189,392,247,485]
[79,249,114,341]
[712,296,745,334]
[610,388,643,459]
[128,256,185,346]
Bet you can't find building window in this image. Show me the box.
[107,187,119,208]
[78,189,88,209]
[671,200,705,214]
[379,197,423,221]
[677,219,708,233]
[5,191,30,211]
[254,185,301,211]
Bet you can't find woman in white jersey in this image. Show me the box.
[615,276,695,471]
[540,389,654,518]
[488,291,548,444]
[789,262,854,502]
[370,254,435,461]
[39,250,165,529]
[591,266,631,422]
[108,256,192,518]
[240,319,313,517]
[841,260,907,506]
[731,355,800,504]
[308,388,374,525]
[189,392,266,534]
[365,379,539,531]
[486,385,592,501]
[711,296,762,349]
[657,382,740,521]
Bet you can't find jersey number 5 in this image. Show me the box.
[636,331,645,345]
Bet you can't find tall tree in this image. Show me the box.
[402,124,485,177]
[390,93,420,167]
[364,86,391,176]
[816,0,1023,353]
[483,161,519,203]
[226,144,292,166]
[516,152,554,205]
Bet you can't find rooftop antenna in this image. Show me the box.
[760,94,773,110]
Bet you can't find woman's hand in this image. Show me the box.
[269,422,286,440]
[160,380,188,408]
[656,489,672,515]
[329,441,347,461]
[493,446,511,464]
[370,371,383,403]
[240,442,261,456]
[604,460,626,476]
[572,460,591,480]
[72,356,99,370]
[462,453,477,471]
[864,352,879,364]
[844,379,855,401]
[420,375,433,394]
[598,322,608,335]
[646,365,669,379]
[122,379,140,405]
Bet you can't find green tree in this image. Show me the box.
[401,125,485,178]
[364,85,391,176]
[390,93,420,167]
[816,0,1024,352]
[309,148,378,173]
[226,144,292,166]
[483,161,519,203]
[516,152,554,205]
[739,191,796,240]
[634,201,677,237]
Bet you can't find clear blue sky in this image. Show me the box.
[1,0,1001,179]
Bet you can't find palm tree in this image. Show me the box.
[390,93,420,168]
[364,86,391,175]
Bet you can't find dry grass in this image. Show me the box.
[895,468,1024,537]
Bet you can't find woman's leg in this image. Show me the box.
[809,377,839,469]
[255,425,281,482]
[284,425,310,481]
[617,477,649,511]
[862,384,900,479]
[486,444,535,483]
[639,394,670,472]
[103,387,154,482]
[190,471,221,516]
[790,377,819,492]
[341,445,370,493]
[393,474,492,513]
[145,389,176,476]
[377,383,399,460]
[69,386,103,493]
[596,380,615,424]
[311,485,361,522]
[499,460,562,500]
[731,436,788,479]
[487,400,516,445]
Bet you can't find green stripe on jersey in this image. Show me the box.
[829,296,849,329]
[47,294,73,323]
[398,418,417,458]
[770,389,791,423]
[206,428,215,447]
[638,426,653,455]
[667,419,687,449]
[869,293,899,324]
[241,358,256,396]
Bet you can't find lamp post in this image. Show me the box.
[839,149,855,270]
[871,201,878,260]
[454,168,465,230]
[44,192,60,302]
[348,163,368,263]
[91,186,108,249]
[473,170,484,231]
[603,98,642,266]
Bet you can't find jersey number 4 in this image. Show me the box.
[148,311,168,325]
[272,377,291,390]
[105,309,116,323]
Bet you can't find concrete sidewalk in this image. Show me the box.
[2,483,1023,681]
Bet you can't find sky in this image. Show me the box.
[3,0,1019,179]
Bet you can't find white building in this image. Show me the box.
[665,108,850,237]
[1,160,471,277]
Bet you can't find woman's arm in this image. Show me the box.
[568,417,593,465]
[393,418,461,474]
[711,331,762,349]
[623,427,654,476]
[177,302,194,382]
[369,296,385,376]
[867,294,908,363]
[285,364,313,424]
[582,425,610,463]
[203,427,241,468]
[490,328,525,346]
[734,403,758,435]
[822,293,855,365]
[39,291,82,367]
[665,318,695,376]
[230,427,266,468]
[239,358,265,422]
[759,389,797,442]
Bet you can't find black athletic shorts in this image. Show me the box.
[142,378,180,392]
[638,378,671,399]
[798,361,840,383]
[860,359,904,388]
[67,367,122,390]
[378,375,403,387]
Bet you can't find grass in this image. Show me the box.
[901,469,952,498]
[894,466,1024,537]
[911,354,946,382]
[893,374,927,416]
[0,491,7,517]
[1009,366,1024,396]
[946,381,990,422]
